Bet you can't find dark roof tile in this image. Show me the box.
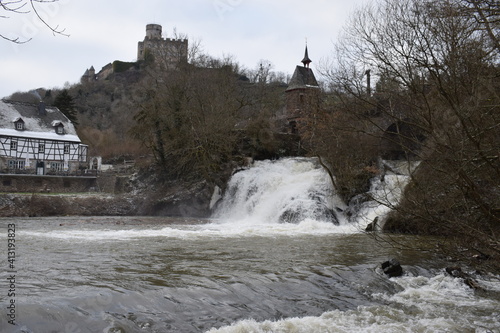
[286,66,319,91]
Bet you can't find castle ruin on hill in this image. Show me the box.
[81,24,188,83]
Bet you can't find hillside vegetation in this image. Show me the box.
[314,0,499,272]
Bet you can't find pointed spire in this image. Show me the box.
[301,44,311,68]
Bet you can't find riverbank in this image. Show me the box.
[0,193,137,217]
[0,177,214,217]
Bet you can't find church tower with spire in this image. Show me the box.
[285,45,320,135]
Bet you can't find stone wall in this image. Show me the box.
[285,88,321,135]
[94,173,129,194]
[0,175,97,193]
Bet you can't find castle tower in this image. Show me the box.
[88,66,95,78]
[145,24,162,40]
[285,45,320,135]
[137,24,188,69]
[80,66,96,83]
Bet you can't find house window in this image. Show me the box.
[15,121,24,130]
[10,140,17,151]
[50,162,63,171]
[64,144,70,154]
[8,160,25,169]
[56,125,64,134]
[39,143,45,153]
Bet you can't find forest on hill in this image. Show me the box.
[5,0,499,272]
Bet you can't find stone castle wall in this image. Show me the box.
[137,38,188,68]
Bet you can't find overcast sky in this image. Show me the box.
[1,0,369,99]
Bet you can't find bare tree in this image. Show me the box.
[0,0,67,43]
[460,0,500,52]
[131,49,248,185]
[319,0,499,271]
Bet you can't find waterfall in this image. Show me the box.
[214,157,417,230]
[213,158,347,224]
[346,160,420,230]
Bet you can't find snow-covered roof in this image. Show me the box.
[0,100,81,143]
[0,128,81,142]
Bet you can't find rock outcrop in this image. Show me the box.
[381,258,404,277]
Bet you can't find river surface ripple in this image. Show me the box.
[0,216,499,333]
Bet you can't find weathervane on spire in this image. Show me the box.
[301,39,312,68]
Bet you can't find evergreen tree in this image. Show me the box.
[54,89,78,125]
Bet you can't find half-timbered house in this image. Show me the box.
[0,100,88,175]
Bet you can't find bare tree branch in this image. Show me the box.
[0,0,68,43]
[29,0,68,37]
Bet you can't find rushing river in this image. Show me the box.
[1,158,499,332]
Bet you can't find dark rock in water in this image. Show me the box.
[279,209,302,224]
[446,266,466,278]
[472,253,490,260]
[278,207,339,225]
[445,266,483,290]
[365,216,379,232]
[345,193,371,218]
[464,278,482,290]
[323,208,339,225]
[381,258,403,277]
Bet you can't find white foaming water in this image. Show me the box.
[22,218,360,242]
[214,157,416,232]
[349,174,410,229]
[214,158,347,225]
[23,157,409,241]
[207,274,500,333]
[348,160,419,230]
